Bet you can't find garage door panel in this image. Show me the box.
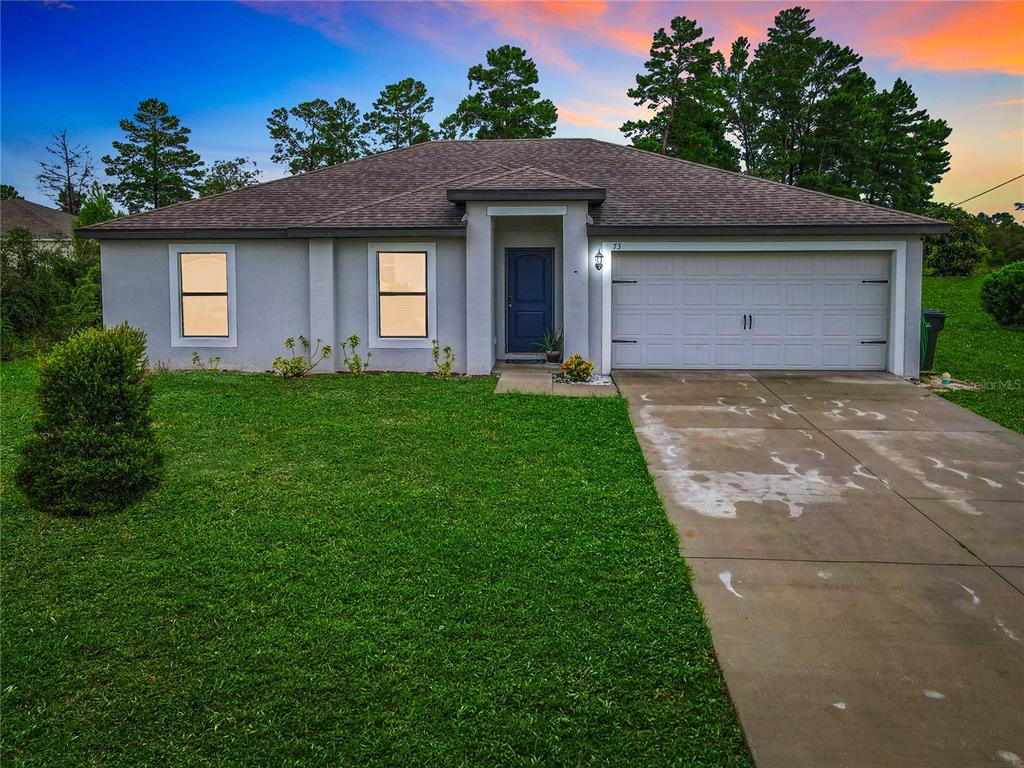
[682,284,712,306]
[684,315,713,335]
[715,285,745,306]
[715,344,743,366]
[752,314,782,335]
[787,314,815,336]
[753,284,782,305]
[786,284,815,306]
[611,252,890,370]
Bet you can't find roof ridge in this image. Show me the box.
[303,164,514,225]
[580,137,946,225]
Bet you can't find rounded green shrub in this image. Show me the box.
[15,323,163,516]
[980,261,1024,327]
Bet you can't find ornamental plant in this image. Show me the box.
[272,335,331,378]
[15,323,163,516]
[559,353,596,382]
[340,334,371,374]
[980,261,1024,327]
[431,338,455,379]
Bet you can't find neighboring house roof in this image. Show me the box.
[76,139,949,238]
[1,198,74,239]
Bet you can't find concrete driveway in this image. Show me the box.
[615,370,1024,768]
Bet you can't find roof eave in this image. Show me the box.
[588,223,951,237]
[75,225,467,240]
[447,188,606,203]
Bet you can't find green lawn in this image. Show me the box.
[1,362,750,767]
[922,276,1024,433]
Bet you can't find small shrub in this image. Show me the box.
[559,353,596,382]
[272,335,331,378]
[191,351,221,371]
[15,323,163,516]
[431,338,455,379]
[340,334,371,374]
[980,261,1024,327]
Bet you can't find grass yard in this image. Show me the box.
[1,362,751,767]
[923,276,1024,433]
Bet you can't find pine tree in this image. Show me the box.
[267,98,370,174]
[745,7,863,185]
[621,16,738,170]
[862,79,951,212]
[442,45,557,139]
[365,78,436,151]
[102,99,204,213]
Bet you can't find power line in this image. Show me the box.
[954,172,1024,206]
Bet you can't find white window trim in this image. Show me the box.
[168,243,237,348]
[367,242,437,349]
[599,239,907,377]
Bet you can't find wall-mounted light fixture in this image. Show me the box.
[595,247,604,271]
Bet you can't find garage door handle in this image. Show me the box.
[613,279,638,284]
[612,339,637,344]
[748,314,753,330]
[742,314,748,330]
[860,340,887,345]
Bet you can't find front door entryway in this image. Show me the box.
[505,247,554,353]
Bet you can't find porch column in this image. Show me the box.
[465,202,495,375]
[308,237,337,372]
[562,201,590,361]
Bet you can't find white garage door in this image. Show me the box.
[611,252,890,369]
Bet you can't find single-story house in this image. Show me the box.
[78,139,949,377]
[2,198,74,243]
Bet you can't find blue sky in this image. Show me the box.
[2,1,1021,216]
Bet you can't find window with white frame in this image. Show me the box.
[367,242,436,348]
[169,244,237,347]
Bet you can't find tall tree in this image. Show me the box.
[365,78,436,151]
[442,45,557,139]
[718,37,763,175]
[0,184,22,200]
[743,7,864,185]
[36,130,95,214]
[267,98,370,174]
[102,98,204,214]
[199,157,262,197]
[621,16,737,170]
[861,78,951,212]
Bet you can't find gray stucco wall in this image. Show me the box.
[335,237,467,373]
[101,239,309,371]
[101,232,924,378]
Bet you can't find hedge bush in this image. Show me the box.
[980,261,1024,327]
[15,324,163,516]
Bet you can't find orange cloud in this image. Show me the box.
[864,1,1024,75]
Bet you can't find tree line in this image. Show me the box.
[2,6,1021,273]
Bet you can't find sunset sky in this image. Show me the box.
[2,0,1021,216]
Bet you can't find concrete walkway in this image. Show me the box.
[615,370,1024,768]
[493,363,618,397]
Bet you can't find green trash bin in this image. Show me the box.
[921,309,946,373]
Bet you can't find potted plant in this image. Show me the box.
[535,328,563,364]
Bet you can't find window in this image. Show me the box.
[169,244,236,348]
[367,243,436,348]
[179,252,228,336]
[377,252,427,337]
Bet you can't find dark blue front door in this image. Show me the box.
[506,248,554,353]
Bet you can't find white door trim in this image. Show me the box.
[600,240,907,376]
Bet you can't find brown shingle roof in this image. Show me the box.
[1,198,74,239]
[77,139,948,237]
